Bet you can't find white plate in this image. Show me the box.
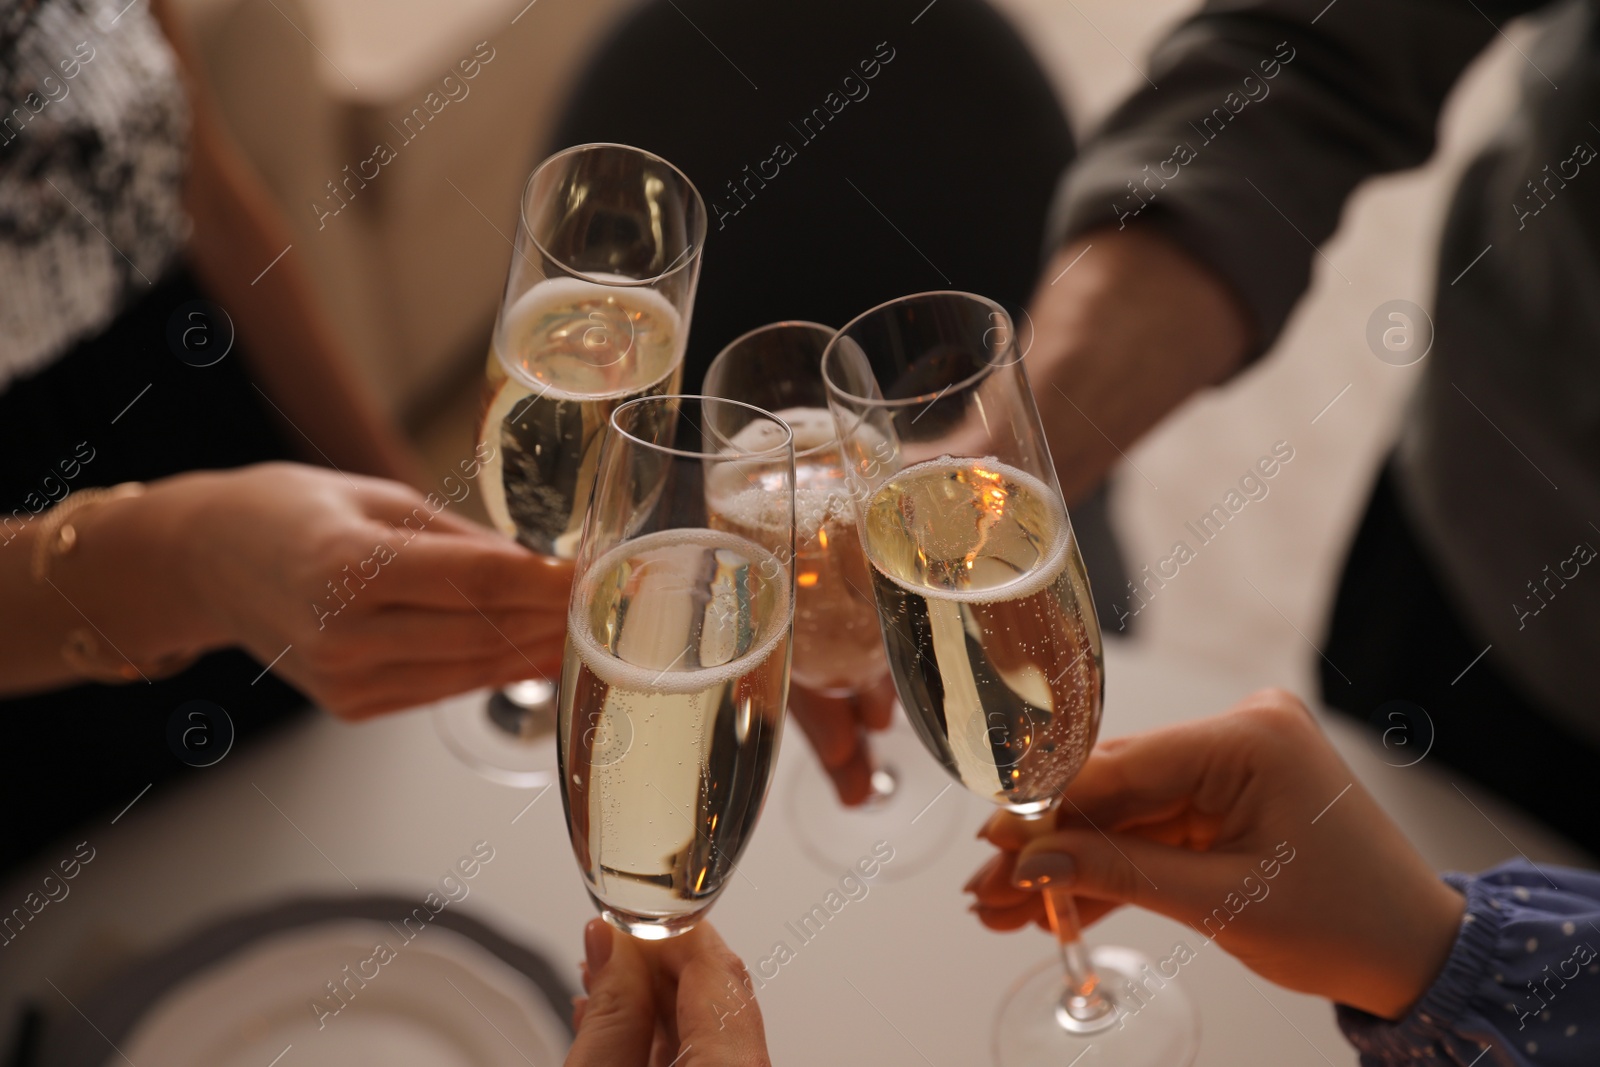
[114,920,569,1067]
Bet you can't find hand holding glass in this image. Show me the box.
[822,292,1197,1066]
[436,143,706,785]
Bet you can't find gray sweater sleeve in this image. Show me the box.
[1048,0,1548,348]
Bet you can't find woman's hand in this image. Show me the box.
[567,919,771,1067]
[787,674,896,806]
[169,463,572,718]
[965,689,1466,1020]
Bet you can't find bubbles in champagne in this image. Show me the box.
[559,528,792,934]
[707,408,888,692]
[569,528,791,694]
[497,276,681,398]
[479,278,683,555]
[863,458,1102,812]
[865,456,1068,603]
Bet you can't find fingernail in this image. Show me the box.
[1012,852,1075,889]
[584,918,613,974]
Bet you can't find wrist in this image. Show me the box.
[1028,228,1252,501]
[1347,877,1467,1021]
[73,473,230,654]
[149,472,233,649]
[1042,226,1254,353]
[1397,879,1470,1016]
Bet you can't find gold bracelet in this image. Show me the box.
[30,482,197,684]
[60,628,197,684]
[30,483,146,583]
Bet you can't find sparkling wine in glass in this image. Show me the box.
[558,395,796,938]
[434,143,706,786]
[823,292,1198,1067]
[702,321,961,878]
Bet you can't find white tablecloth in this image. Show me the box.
[2,641,1587,1065]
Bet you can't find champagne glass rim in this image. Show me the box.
[713,318,835,355]
[820,289,1018,410]
[519,142,708,288]
[608,393,796,462]
[706,320,841,461]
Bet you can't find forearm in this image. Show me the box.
[183,127,420,484]
[1048,0,1520,348]
[1027,228,1251,503]
[153,0,422,487]
[0,477,226,696]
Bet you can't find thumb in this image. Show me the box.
[565,920,657,1066]
[662,925,773,1066]
[1012,828,1237,930]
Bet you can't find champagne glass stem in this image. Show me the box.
[1042,885,1119,1032]
[865,761,898,802]
[862,732,899,805]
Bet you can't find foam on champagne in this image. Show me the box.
[481,276,684,555]
[568,528,791,696]
[494,275,682,400]
[864,456,1072,605]
[705,409,889,692]
[707,408,861,538]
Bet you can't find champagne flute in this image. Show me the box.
[702,322,961,879]
[434,143,707,786]
[822,292,1198,1066]
[558,394,796,939]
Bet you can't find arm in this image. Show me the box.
[1028,229,1250,504]
[965,692,1599,1065]
[1029,0,1544,502]
[0,480,221,694]
[1,464,573,719]
[150,0,422,486]
[1338,861,1600,1066]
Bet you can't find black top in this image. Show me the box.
[0,266,308,873]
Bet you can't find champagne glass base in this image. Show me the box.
[785,715,963,881]
[593,897,700,940]
[994,947,1198,1067]
[433,686,558,788]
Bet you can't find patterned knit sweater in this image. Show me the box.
[1,0,189,392]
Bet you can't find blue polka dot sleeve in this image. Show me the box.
[1335,860,1600,1066]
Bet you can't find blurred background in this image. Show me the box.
[172,0,1530,696]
